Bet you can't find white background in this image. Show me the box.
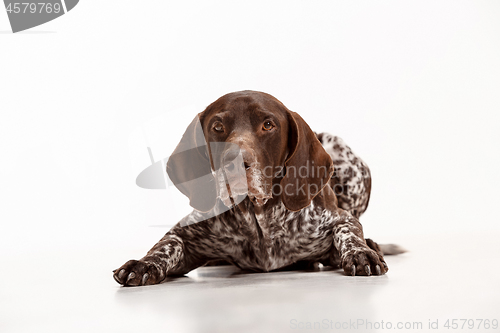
[1,1,500,332]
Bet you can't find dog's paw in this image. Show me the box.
[341,247,388,276]
[113,260,164,286]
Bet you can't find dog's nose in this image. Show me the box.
[223,147,249,175]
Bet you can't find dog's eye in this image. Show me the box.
[262,121,274,131]
[213,122,224,133]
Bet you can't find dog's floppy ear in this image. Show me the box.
[280,111,334,211]
[166,114,217,212]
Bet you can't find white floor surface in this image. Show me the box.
[1,231,499,333]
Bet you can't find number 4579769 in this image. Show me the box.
[444,319,498,330]
[6,3,62,14]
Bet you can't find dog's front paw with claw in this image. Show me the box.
[113,260,164,286]
[341,247,388,276]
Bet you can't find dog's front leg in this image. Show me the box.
[113,234,187,286]
[332,210,388,276]
[113,213,216,286]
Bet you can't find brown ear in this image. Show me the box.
[166,114,217,212]
[280,111,334,211]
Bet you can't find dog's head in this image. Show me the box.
[167,91,333,213]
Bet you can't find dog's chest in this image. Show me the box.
[223,202,339,271]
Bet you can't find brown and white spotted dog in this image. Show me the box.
[113,91,397,286]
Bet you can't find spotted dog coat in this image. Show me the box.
[317,133,371,219]
[114,91,388,286]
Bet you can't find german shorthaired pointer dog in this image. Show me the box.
[113,90,396,286]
